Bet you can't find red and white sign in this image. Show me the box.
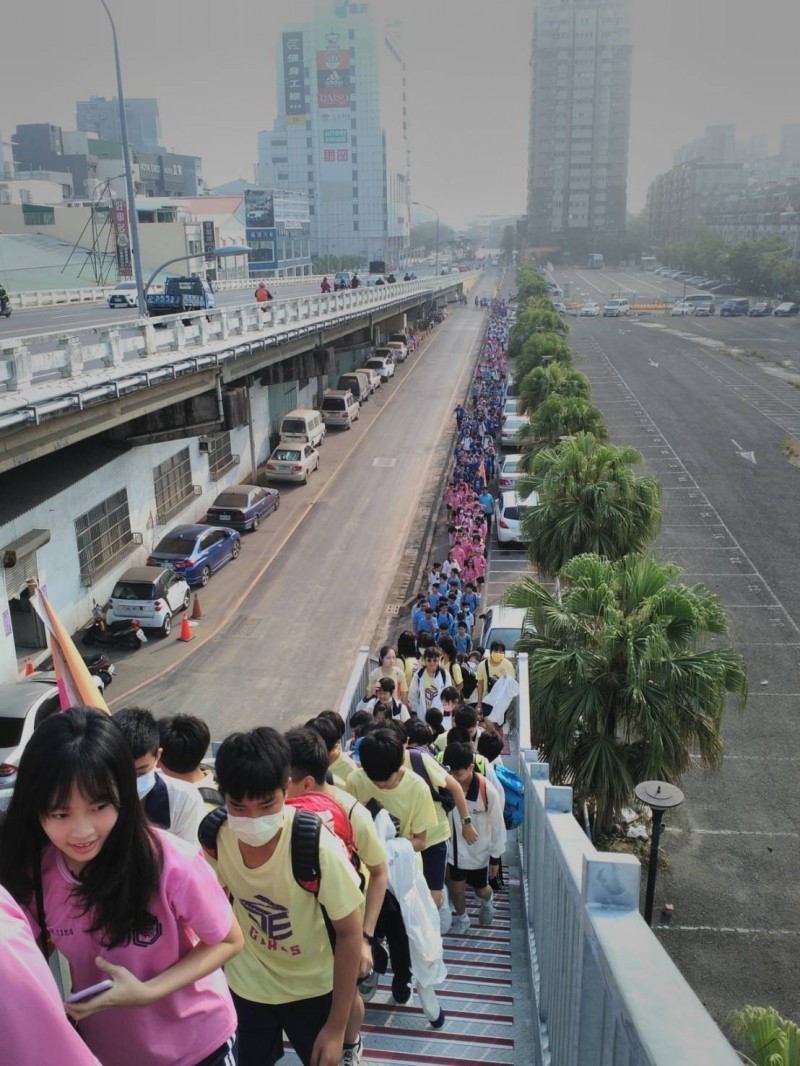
[111,198,132,278]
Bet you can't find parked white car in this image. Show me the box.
[264,440,321,484]
[603,299,630,317]
[383,341,408,363]
[497,453,526,490]
[364,354,394,382]
[105,566,191,636]
[494,489,539,544]
[578,302,600,317]
[107,281,139,308]
[500,415,528,449]
[671,302,694,316]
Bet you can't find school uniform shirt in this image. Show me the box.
[447,773,507,871]
[402,750,452,847]
[144,771,207,848]
[346,766,437,844]
[209,806,362,1005]
[407,665,452,718]
[477,657,516,694]
[1,886,102,1066]
[31,833,236,1066]
[368,664,407,696]
[330,749,358,782]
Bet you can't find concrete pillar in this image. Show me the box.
[3,343,33,391]
[100,330,123,368]
[57,335,84,378]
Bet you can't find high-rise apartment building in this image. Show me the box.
[76,97,163,154]
[526,0,631,257]
[256,2,411,267]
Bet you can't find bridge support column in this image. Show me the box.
[142,321,158,357]
[2,343,32,391]
[100,329,123,368]
[57,335,84,378]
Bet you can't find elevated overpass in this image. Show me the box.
[0,273,474,473]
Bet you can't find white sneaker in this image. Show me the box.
[416,984,446,1029]
[478,891,495,927]
[339,1035,363,1066]
[450,912,471,935]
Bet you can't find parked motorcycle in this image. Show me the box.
[40,649,116,686]
[82,602,147,650]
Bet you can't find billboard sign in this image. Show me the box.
[111,198,132,278]
[317,49,350,108]
[283,32,307,127]
[202,220,216,261]
[244,189,275,229]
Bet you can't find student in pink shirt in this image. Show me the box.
[0,707,243,1066]
[0,884,102,1066]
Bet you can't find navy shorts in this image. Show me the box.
[421,840,448,892]
[447,863,489,891]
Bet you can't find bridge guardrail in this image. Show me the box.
[518,751,740,1065]
[0,274,475,428]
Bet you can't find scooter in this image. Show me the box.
[0,297,10,319]
[82,602,147,650]
[41,649,116,687]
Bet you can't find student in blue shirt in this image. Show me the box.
[455,623,472,656]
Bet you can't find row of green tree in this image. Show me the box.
[661,227,800,300]
[503,262,748,839]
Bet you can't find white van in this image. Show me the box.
[279,408,326,447]
[602,299,630,317]
[320,389,360,429]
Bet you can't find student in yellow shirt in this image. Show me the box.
[308,713,358,784]
[285,728,389,1048]
[208,728,363,1066]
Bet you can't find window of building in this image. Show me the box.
[75,489,135,582]
[153,448,193,525]
[207,433,236,480]
[277,172,289,181]
[353,221,359,231]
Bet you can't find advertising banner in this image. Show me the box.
[244,189,275,229]
[283,32,307,127]
[317,49,350,108]
[111,198,132,278]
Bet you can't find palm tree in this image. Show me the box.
[518,433,662,574]
[517,395,607,458]
[518,363,591,414]
[505,553,748,836]
[509,310,568,357]
[729,1006,800,1065]
[516,332,574,375]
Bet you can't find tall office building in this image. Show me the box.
[256,2,411,268]
[76,97,163,154]
[526,0,631,258]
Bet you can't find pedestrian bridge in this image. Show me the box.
[0,274,471,472]
[329,650,740,1066]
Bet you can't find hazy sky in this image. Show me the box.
[1,0,798,227]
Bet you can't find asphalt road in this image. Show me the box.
[103,290,492,732]
[558,307,800,1026]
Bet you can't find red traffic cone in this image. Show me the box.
[24,656,34,676]
[191,593,204,620]
[178,613,193,642]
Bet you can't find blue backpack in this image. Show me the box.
[494,764,525,829]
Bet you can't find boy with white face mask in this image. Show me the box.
[210,727,364,1066]
[111,707,206,847]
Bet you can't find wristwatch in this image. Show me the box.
[461,816,473,826]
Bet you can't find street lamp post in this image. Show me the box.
[99,0,147,316]
[634,780,685,926]
[144,246,251,296]
[412,200,439,277]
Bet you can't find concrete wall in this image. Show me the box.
[0,378,275,683]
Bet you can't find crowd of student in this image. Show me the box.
[0,299,522,1066]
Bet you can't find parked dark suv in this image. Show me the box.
[720,299,750,316]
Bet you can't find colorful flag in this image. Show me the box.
[32,588,109,714]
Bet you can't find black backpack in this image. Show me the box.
[408,748,455,813]
[199,806,326,894]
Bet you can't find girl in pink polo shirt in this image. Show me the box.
[0,707,243,1066]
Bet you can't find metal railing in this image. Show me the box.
[0,274,472,430]
[517,752,739,1065]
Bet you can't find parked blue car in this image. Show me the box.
[205,484,280,532]
[147,524,241,587]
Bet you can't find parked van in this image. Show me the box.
[279,408,326,447]
[337,374,370,404]
[320,389,360,429]
[720,298,750,316]
[384,340,408,363]
[680,293,715,314]
[602,298,630,317]
[359,366,381,392]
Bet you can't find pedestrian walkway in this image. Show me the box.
[281,844,530,1064]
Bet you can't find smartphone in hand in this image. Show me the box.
[65,979,113,1004]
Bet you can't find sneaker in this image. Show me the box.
[478,891,495,927]
[391,974,412,1004]
[339,1036,363,1066]
[416,984,446,1029]
[358,968,379,1003]
[450,912,471,935]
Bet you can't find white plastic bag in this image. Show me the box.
[482,674,520,724]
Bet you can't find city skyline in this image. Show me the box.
[0,0,799,228]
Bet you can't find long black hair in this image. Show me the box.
[0,706,163,949]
